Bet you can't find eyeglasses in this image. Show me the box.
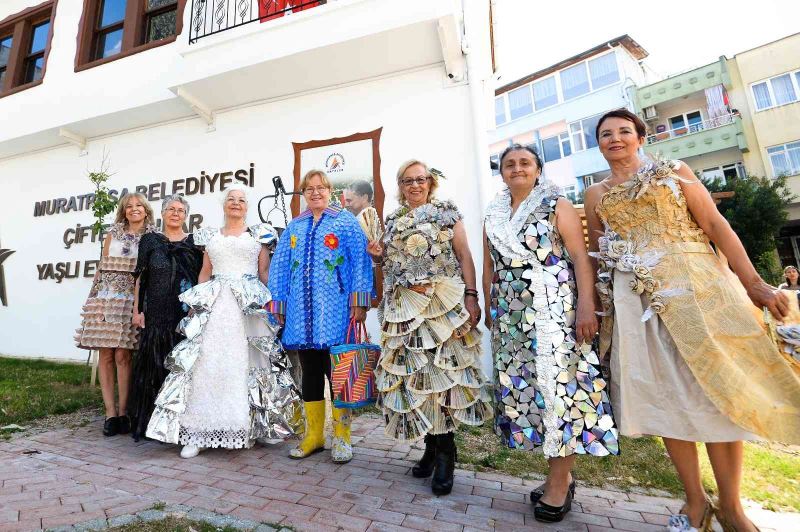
[400,176,429,187]
[225,197,247,204]
[164,208,186,215]
[303,186,330,195]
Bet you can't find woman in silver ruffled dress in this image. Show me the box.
[147,185,301,458]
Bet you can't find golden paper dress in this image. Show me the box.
[594,160,800,443]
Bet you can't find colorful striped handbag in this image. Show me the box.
[330,320,381,408]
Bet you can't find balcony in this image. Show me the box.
[636,58,729,109]
[188,0,328,44]
[643,113,747,159]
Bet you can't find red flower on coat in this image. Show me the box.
[324,233,339,250]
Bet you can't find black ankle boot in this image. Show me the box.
[431,433,456,496]
[117,415,130,435]
[412,434,437,478]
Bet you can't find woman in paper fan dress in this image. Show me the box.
[146,185,301,458]
[368,159,491,496]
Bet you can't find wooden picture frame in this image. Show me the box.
[291,127,384,219]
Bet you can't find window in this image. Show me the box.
[77,0,184,69]
[533,77,557,110]
[542,132,571,162]
[751,69,800,111]
[562,185,577,203]
[701,163,742,185]
[588,53,619,89]
[0,2,54,97]
[568,113,604,152]
[561,63,590,100]
[768,141,800,177]
[669,110,703,135]
[508,85,533,120]
[495,96,507,126]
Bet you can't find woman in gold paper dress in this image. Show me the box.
[76,193,157,438]
[583,109,800,532]
[483,145,618,524]
[368,159,491,496]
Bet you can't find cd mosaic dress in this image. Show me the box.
[76,223,157,351]
[146,224,301,448]
[377,200,491,442]
[484,183,619,457]
[594,159,800,443]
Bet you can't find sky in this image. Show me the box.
[495,0,800,84]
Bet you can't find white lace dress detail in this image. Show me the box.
[179,231,261,449]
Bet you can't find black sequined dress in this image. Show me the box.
[129,232,202,441]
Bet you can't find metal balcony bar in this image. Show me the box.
[188,0,329,44]
[646,113,737,145]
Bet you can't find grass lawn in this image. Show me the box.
[456,423,800,512]
[0,356,102,429]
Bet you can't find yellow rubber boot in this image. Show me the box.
[289,400,325,459]
[331,406,353,464]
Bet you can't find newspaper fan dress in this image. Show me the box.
[146,223,301,448]
[377,200,491,441]
[485,183,619,457]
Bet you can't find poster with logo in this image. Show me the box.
[291,128,383,219]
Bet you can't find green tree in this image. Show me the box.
[87,153,117,250]
[703,174,795,285]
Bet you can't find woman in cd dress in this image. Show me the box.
[129,195,202,441]
[147,185,301,458]
[368,160,491,496]
[76,193,156,437]
[483,144,619,523]
[584,109,800,532]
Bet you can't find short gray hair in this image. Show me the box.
[161,194,190,215]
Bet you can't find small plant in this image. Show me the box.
[151,501,166,511]
[88,151,117,246]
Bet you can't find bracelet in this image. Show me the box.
[464,293,478,299]
[464,288,479,296]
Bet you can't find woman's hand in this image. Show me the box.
[465,297,481,329]
[484,314,493,330]
[366,240,382,259]
[351,306,367,323]
[575,298,599,344]
[132,312,145,329]
[746,280,789,320]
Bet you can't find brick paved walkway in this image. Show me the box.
[0,414,796,532]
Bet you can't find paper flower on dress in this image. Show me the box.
[290,234,297,248]
[324,233,339,250]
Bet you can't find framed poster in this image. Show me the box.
[291,128,384,219]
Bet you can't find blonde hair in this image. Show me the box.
[114,192,154,227]
[298,169,332,192]
[396,159,438,204]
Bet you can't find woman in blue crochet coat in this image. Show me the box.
[268,169,373,463]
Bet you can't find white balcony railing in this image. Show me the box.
[646,113,737,145]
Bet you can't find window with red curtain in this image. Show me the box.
[259,0,323,23]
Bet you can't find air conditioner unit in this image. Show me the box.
[643,106,658,120]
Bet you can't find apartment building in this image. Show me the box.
[488,35,651,201]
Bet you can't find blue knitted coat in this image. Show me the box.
[268,206,373,350]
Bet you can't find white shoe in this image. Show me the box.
[180,445,204,458]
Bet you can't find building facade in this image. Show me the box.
[633,57,748,184]
[488,35,651,201]
[727,32,800,267]
[0,0,496,362]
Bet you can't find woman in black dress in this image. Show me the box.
[129,195,203,441]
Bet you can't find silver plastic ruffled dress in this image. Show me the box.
[146,223,302,448]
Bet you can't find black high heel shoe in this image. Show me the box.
[530,478,576,505]
[431,433,457,496]
[102,417,119,437]
[412,434,437,478]
[533,484,573,523]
